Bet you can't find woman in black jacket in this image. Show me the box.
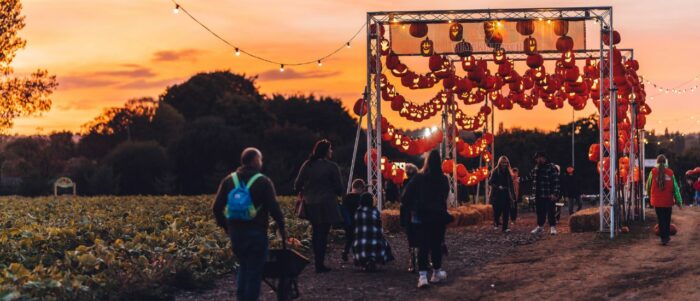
[294,139,344,273]
[489,156,515,232]
[402,150,450,288]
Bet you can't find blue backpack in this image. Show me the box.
[224,172,263,221]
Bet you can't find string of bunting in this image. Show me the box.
[170,0,365,70]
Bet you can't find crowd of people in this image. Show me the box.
[211,139,688,300]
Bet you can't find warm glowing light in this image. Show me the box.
[235,48,240,56]
[280,64,285,72]
[346,42,351,48]
[317,60,323,67]
[547,19,551,24]
[538,17,543,21]
[173,4,180,14]
[424,128,431,137]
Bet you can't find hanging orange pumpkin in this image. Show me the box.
[455,40,473,58]
[588,144,600,162]
[516,20,535,36]
[561,50,576,68]
[449,23,463,41]
[409,23,428,38]
[603,30,621,46]
[552,20,569,36]
[456,164,468,178]
[493,48,507,65]
[353,98,367,116]
[442,159,454,174]
[523,37,538,55]
[526,54,544,69]
[556,35,574,52]
[420,37,434,56]
[369,23,385,39]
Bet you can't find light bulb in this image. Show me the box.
[424,128,431,137]
[317,60,322,67]
[235,48,240,56]
[547,19,551,24]
[173,4,180,14]
[280,64,285,72]
[346,42,351,48]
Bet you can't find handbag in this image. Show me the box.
[295,193,307,220]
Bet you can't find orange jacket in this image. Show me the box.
[647,167,682,208]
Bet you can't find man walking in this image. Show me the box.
[562,167,582,215]
[213,148,287,301]
[520,152,561,235]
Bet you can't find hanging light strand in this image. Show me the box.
[641,74,699,98]
[170,0,366,67]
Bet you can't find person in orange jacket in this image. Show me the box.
[646,154,683,246]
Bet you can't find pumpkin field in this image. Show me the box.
[0,196,308,300]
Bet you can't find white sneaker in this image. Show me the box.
[417,275,429,288]
[430,269,447,283]
[504,228,511,233]
[531,226,543,234]
[550,227,558,235]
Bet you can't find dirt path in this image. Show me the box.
[433,207,700,301]
[175,208,700,301]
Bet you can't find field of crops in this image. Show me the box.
[0,195,309,300]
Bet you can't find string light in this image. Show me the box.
[169,0,365,67]
[317,60,323,67]
[642,74,699,98]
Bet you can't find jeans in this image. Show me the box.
[311,222,331,269]
[536,198,557,227]
[417,223,446,271]
[655,207,673,242]
[492,194,511,230]
[229,228,269,301]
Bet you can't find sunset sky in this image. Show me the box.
[10,0,700,135]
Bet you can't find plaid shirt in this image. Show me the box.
[521,163,560,199]
[352,206,394,265]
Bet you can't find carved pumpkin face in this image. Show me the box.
[562,50,576,68]
[449,23,463,41]
[493,48,507,65]
[420,38,434,56]
[401,136,411,151]
[523,37,537,55]
[462,55,476,71]
[380,38,391,55]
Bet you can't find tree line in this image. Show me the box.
[0,71,697,197]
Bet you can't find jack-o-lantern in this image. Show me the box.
[533,65,546,81]
[461,55,476,72]
[409,23,428,38]
[523,36,538,55]
[493,48,507,65]
[603,30,621,46]
[455,40,473,57]
[588,144,600,162]
[483,21,503,48]
[556,35,574,52]
[516,20,535,36]
[561,50,576,68]
[449,23,463,41]
[390,96,405,111]
[526,53,544,69]
[420,38,434,57]
[390,64,408,77]
[369,23,385,39]
[552,20,569,36]
[380,38,391,55]
[428,54,443,72]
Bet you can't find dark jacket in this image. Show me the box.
[212,166,285,234]
[402,172,450,225]
[341,192,362,226]
[294,159,343,224]
[520,163,560,200]
[489,167,515,203]
[560,173,579,198]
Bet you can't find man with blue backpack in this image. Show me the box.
[213,147,286,301]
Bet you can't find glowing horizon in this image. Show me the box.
[9,0,700,135]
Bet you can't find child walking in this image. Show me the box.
[340,179,366,262]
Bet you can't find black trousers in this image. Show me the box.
[417,223,446,271]
[535,198,557,227]
[493,194,511,230]
[655,207,673,241]
[567,196,582,214]
[343,223,355,254]
[311,222,331,269]
[510,204,518,222]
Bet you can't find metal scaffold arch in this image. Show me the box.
[360,6,648,238]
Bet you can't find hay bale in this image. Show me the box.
[467,204,493,221]
[380,209,402,233]
[454,206,483,226]
[569,207,599,232]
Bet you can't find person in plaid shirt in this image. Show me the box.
[520,152,561,235]
[352,192,394,272]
